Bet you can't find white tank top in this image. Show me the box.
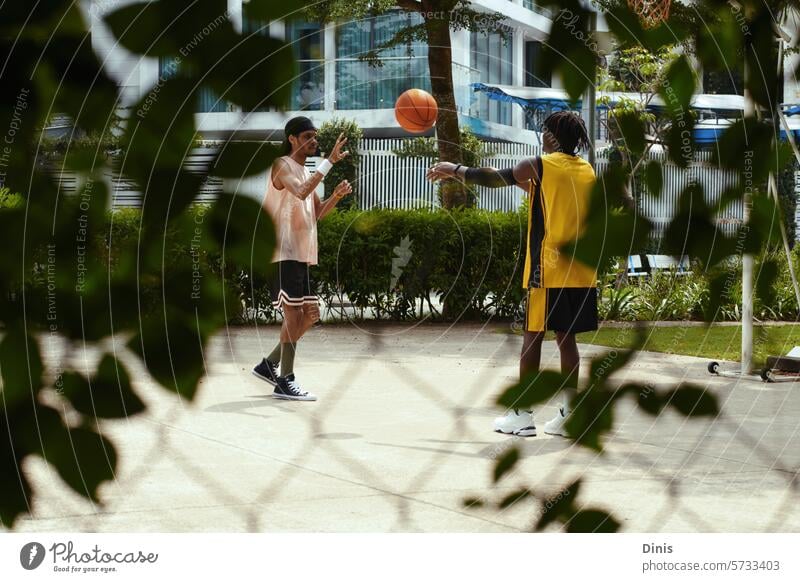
[263,156,318,265]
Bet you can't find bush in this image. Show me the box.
[17,200,800,325]
[14,205,530,324]
[316,117,362,210]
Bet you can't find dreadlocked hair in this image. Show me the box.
[543,110,591,155]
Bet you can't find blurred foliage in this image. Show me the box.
[3,0,800,533]
[0,0,288,527]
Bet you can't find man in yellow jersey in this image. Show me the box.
[427,111,596,437]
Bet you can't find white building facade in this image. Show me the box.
[88,0,559,144]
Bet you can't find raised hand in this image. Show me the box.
[328,132,350,164]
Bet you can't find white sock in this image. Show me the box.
[562,387,577,415]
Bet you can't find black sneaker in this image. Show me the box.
[273,374,317,401]
[252,358,279,386]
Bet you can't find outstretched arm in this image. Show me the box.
[427,157,541,192]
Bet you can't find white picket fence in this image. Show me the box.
[42,141,762,240]
[357,142,745,235]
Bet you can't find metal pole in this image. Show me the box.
[742,61,754,375]
[583,10,598,166]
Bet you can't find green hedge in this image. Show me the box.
[9,203,531,324]
[10,193,800,325]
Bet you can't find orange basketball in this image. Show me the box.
[395,89,438,133]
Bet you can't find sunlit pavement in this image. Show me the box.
[14,323,800,533]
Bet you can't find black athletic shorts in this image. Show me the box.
[525,287,598,333]
[270,260,318,309]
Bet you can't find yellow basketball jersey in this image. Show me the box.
[522,152,597,289]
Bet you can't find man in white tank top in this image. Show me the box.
[252,117,352,401]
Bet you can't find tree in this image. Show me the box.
[306,0,508,208]
[598,44,686,206]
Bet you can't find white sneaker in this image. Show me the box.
[494,409,535,435]
[543,407,570,437]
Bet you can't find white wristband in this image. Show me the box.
[317,159,333,177]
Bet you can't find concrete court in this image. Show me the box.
[13,322,800,533]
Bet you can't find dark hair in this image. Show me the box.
[282,116,316,155]
[543,111,591,155]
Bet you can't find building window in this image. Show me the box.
[335,10,430,110]
[286,20,325,111]
[703,67,744,96]
[471,31,513,126]
[241,11,325,112]
[157,56,228,113]
[525,41,550,88]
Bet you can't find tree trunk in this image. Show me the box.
[423,10,467,208]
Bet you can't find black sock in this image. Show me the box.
[280,342,296,377]
[266,343,281,364]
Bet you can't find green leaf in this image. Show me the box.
[498,488,532,509]
[666,384,720,417]
[207,193,276,278]
[493,447,519,483]
[663,114,695,169]
[602,2,688,52]
[462,497,485,509]
[535,479,581,532]
[659,55,695,118]
[122,77,198,183]
[104,1,231,57]
[563,166,653,271]
[0,327,43,412]
[566,509,621,533]
[662,183,739,268]
[703,269,733,321]
[588,343,642,385]
[127,317,208,400]
[496,371,568,410]
[610,111,645,159]
[744,9,779,111]
[620,384,664,416]
[714,119,776,185]
[694,11,742,72]
[202,34,295,111]
[0,441,32,527]
[537,1,597,101]
[745,193,782,255]
[46,36,119,135]
[212,142,283,178]
[61,356,145,419]
[644,160,662,198]
[564,386,616,451]
[35,406,117,503]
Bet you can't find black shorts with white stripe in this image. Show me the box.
[270,260,318,309]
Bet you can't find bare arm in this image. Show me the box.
[316,180,353,220]
[272,157,324,201]
[270,132,350,201]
